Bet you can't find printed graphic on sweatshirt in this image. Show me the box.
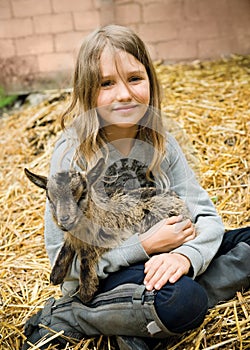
[102,158,155,197]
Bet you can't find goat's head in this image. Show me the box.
[24,158,105,231]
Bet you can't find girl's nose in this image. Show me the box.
[116,81,132,101]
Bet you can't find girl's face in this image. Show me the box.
[97,48,150,130]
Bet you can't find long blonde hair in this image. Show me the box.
[61,25,166,178]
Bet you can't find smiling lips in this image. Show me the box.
[112,103,138,113]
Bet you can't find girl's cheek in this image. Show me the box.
[97,91,109,107]
[135,86,150,104]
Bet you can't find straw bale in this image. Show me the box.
[0,55,249,349]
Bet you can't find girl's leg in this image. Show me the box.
[22,227,250,348]
[99,263,208,333]
[197,226,250,308]
[215,226,250,256]
[22,264,208,349]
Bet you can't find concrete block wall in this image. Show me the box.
[0,0,250,93]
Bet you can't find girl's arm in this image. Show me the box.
[166,133,224,277]
[141,133,224,286]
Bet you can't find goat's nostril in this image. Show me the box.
[60,215,70,222]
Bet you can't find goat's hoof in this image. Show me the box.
[79,287,94,303]
[50,271,64,285]
[80,295,92,303]
[79,292,93,303]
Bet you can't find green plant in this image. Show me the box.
[0,86,18,109]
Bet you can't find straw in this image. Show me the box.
[1,55,249,349]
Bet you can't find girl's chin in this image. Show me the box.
[103,122,138,129]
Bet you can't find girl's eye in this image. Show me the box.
[129,76,143,83]
[101,80,113,88]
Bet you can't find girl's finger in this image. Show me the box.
[165,215,183,225]
[144,265,171,290]
[144,255,162,274]
[173,219,192,234]
[183,225,196,237]
[184,233,196,243]
[168,268,185,284]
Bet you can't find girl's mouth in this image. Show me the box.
[112,104,138,113]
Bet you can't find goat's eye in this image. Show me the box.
[49,200,56,212]
[47,194,56,210]
[77,190,87,204]
[71,172,79,179]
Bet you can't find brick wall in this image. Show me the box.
[0,0,250,93]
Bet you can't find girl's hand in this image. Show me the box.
[140,215,196,255]
[143,252,191,291]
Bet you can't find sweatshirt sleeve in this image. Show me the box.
[165,133,225,277]
[96,233,149,279]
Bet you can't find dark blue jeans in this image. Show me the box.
[214,226,250,256]
[99,226,250,333]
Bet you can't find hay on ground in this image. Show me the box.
[0,55,249,349]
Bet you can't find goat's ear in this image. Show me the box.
[86,158,105,186]
[24,168,48,190]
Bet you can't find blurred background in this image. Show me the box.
[0,0,250,94]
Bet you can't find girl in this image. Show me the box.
[22,25,250,350]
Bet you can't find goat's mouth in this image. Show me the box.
[57,220,76,232]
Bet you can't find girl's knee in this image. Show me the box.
[155,276,208,333]
[100,264,145,292]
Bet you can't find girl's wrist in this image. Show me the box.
[139,232,155,255]
[139,219,166,255]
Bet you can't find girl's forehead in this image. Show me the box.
[99,47,146,76]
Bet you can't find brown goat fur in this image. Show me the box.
[25,158,192,302]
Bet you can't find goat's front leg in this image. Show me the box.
[50,240,75,285]
[78,247,100,303]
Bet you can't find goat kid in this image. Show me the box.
[25,158,192,302]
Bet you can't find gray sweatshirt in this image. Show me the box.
[44,132,224,295]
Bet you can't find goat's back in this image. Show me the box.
[83,187,191,239]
